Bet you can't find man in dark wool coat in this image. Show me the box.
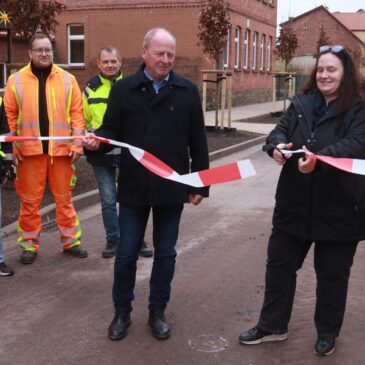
[83,27,209,341]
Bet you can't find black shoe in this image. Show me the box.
[0,262,14,276]
[108,311,131,340]
[63,245,88,258]
[148,309,171,339]
[102,239,118,258]
[20,250,37,265]
[139,241,153,258]
[314,336,335,356]
[239,326,288,345]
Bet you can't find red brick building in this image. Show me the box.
[332,10,365,46]
[52,0,277,106]
[281,6,365,74]
[0,34,28,92]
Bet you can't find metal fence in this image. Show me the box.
[274,73,309,100]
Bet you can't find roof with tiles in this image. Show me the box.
[332,11,365,31]
[281,5,365,46]
[59,0,202,10]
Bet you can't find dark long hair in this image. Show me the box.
[303,48,364,113]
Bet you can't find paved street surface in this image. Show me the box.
[1,144,364,365]
[204,100,285,134]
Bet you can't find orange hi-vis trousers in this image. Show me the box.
[15,155,81,252]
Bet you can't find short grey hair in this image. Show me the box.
[97,45,121,60]
[143,28,176,48]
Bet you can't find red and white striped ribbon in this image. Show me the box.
[281,148,365,175]
[0,135,257,187]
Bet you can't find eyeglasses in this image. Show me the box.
[319,45,344,54]
[32,48,53,55]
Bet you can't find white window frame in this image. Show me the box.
[260,34,265,71]
[223,30,230,68]
[67,24,85,66]
[0,63,6,92]
[252,32,258,70]
[243,29,250,70]
[234,27,241,68]
[267,36,272,72]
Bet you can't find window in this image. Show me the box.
[260,34,265,71]
[68,24,84,66]
[252,32,258,70]
[243,29,250,70]
[267,36,272,72]
[0,63,6,91]
[223,29,230,68]
[234,27,241,68]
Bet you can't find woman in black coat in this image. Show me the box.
[239,46,365,356]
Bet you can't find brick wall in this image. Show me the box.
[55,5,204,87]
[1,1,278,105]
[55,0,277,105]
[0,37,28,64]
[287,7,363,59]
[227,0,276,98]
[283,7,365,76]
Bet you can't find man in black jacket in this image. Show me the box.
[83,27,209,340]
[0,96,15,276]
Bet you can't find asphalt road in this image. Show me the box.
[1,145,364,365]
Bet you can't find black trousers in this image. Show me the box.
[258,229,358,337]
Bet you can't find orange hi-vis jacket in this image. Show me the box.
[4,63,85,156]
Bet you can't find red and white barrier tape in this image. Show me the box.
[281,148,365,175]
[0,135,257,187]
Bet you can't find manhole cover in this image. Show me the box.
[189,335,229,353]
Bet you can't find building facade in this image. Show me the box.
[281,6,365,75]
[0,35,28,92]
[332,10,365,43]
[52,0,277,106]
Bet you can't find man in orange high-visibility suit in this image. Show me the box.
[4,33,87,265]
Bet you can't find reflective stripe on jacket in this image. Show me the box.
[4,63,85,156]
[83,73,123,131]
[83,73,122,165]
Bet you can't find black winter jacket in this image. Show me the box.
[265,91,365,241]
[0,99,12,155]
[96,65,209,206]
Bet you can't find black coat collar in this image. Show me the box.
[294,92,340,127]
[129,64,188,90]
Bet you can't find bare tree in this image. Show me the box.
[316,25,331,54]
[197,0,231,128]
[197,0,231,68]
[277,22,298,71]
[276,22,298,111]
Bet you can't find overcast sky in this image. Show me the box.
[277,0,364,24]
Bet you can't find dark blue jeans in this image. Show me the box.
[92,164,119,243]
[113,204,184,312]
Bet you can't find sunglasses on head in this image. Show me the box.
[319,45,344,54]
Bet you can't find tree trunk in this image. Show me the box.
[215,79,219,128]
[283,62,287,112]
[214,56,224,129]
